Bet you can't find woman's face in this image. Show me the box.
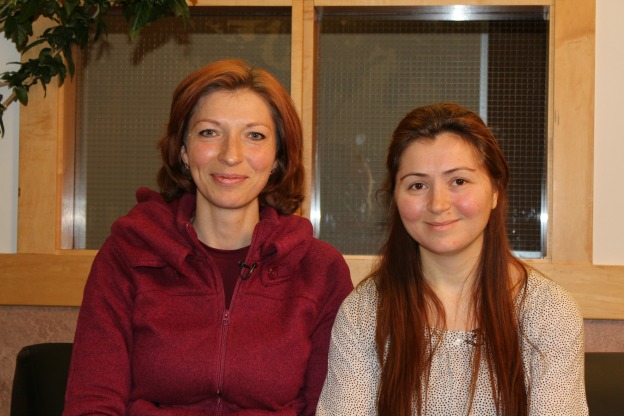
[181,89,277,215]
[394,132,498,260]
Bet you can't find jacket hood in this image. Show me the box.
[109,187,314,274]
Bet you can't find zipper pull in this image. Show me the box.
[222,310,230,326]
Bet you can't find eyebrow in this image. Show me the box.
[399,167,477,181]
[192,118,272,130]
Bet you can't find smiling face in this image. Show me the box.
[394,132,499,260]
[180,89,277,217]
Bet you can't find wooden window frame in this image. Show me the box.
[1,0,622,320]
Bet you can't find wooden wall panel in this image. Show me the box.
[551,0,595,264]
[17,19,60,254]
[0,253,94,306]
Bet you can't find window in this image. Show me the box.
[313,6,549,257]
[73,7,292,249]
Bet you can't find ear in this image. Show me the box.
[491,189,499,210]
[180,145,189,166]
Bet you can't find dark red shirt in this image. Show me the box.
[202,244,250,309]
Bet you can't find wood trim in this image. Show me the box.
[192,0,293,5]
[17,18,60,255]
[0,253,94,306]
[59,68,77,250]
[344,257,624,320]
[1,254,622,320]
[290,1,304,117]
[545,3,555,259]
[291,1,307,214]
[313,0,552,6]
[299,0,317,219]
[551,0,595,264]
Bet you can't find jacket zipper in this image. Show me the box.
[215,309,230,416]
[214,257,249,416]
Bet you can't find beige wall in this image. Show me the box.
[593,0,624,265]
[0,37,19,254]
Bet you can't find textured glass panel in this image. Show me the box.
[316,12,548,257]
[75,7,291,249]
[488,21,549,255]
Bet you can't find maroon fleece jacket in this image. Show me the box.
[63,188,353,416]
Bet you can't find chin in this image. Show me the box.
[421,243,467,257]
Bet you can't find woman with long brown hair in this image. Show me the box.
[317,103,587,415]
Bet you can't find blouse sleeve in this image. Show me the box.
[316,281,381,416]
[521,273,589,416]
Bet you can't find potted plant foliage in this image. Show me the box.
[0,0,189,136]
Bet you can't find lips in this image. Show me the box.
[426,219,459,230]
[212,173,246,185]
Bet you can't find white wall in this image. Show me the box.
[0,37,20,253]
[1,1,623,264]
[593,0,624,265]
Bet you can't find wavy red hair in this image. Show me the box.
[157,59,304,214]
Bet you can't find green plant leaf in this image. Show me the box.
[128,1,153,39]
[171,0,190,19]
[14,86,28,105]
[4,15,32,49]
[63,46,75,77]
[15,0,42,23]
[22,37,47,54]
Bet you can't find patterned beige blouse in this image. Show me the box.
[317,269,588,415]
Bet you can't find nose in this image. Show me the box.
[428,185,451,214]
[218,135,242,166]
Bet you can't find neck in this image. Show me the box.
[193,198,260,250]
[420,247,481,331]
[421,254,479,289]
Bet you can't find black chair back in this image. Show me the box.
[10,342,73,416]
[585,352,624,416]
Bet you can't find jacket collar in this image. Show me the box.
[111,188,313,273]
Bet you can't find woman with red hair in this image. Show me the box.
[64,59,352,415]
[318,103,587,415]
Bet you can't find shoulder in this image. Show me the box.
[308,237,348,263]
[107,189,193,267]
[273,210,315,239]
[302,238,353,298]
[270,210,348,269]
[335,279,378,330]
[254,209,353,298]
[521,269,581,317]
[112,188,176,233]
[519,268,584,346]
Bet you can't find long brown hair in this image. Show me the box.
[157,59,304,214]
[372,103,528,415]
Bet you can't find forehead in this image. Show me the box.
[399,132,481,169]
[192,88,271,116]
